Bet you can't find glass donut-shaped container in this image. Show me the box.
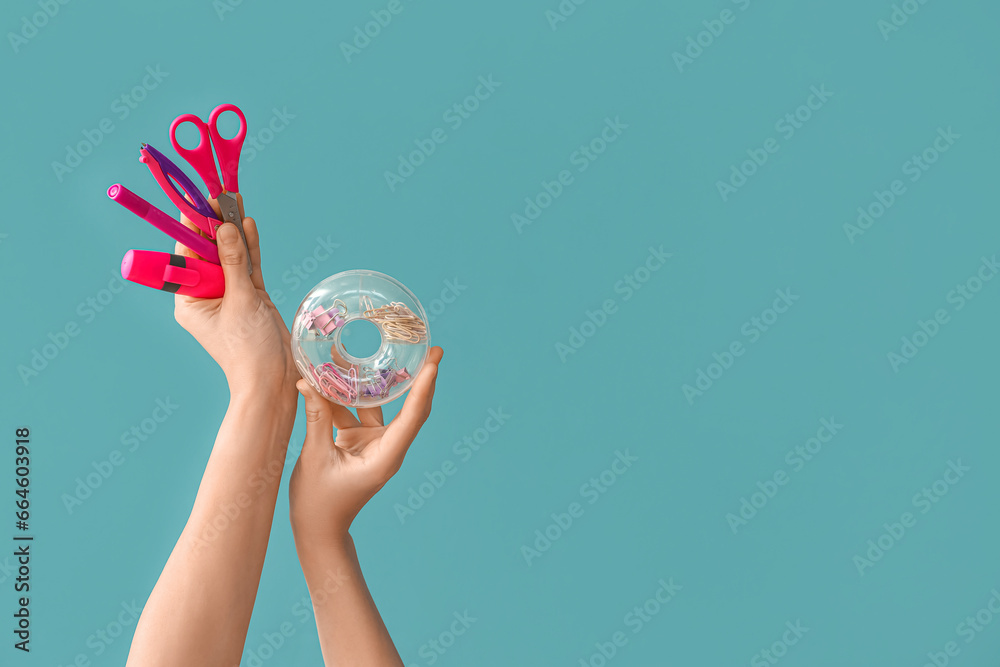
[291,270,430,407]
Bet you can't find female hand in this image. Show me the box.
[289,347,444,544]
[172,195,298,396]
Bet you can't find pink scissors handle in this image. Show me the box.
[170,114,223,198]
[208,104,246,195]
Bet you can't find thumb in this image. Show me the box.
[217,222,254,299]
[297,379,335,457]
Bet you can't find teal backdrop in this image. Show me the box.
[1,0,999,665]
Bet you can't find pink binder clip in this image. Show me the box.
[303,303,346,335]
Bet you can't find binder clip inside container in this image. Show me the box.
[302,300,347,336]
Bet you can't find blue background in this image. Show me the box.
[1,0,999,665]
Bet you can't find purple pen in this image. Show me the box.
[107,184,220,265]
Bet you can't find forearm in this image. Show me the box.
[127,383,297,667]
[297,534,403,667]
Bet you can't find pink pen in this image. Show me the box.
[121,250,225,298]
[108,184,220,265]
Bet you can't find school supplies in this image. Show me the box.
[138,144,220,237]
[302,300,348,335]
[291,270,431,407]
[121,250,225,299]
[358,296,427,343]
[108,103,251,298]
[168,104,251,269]
[107,184,220,264]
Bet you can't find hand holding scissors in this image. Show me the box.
[109,103,255,295]
[169,103,252,271]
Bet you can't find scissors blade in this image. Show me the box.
[217,192,253,276]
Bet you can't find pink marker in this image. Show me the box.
[108,184,220,265]
[121,250,225,298]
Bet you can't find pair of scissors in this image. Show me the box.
[169,103,251,271]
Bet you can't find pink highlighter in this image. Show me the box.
[121,250,225,298]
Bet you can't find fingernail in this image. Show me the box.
[217,222,237,243]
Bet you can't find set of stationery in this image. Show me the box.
[108,105,431,408]
[108,104,252,298]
